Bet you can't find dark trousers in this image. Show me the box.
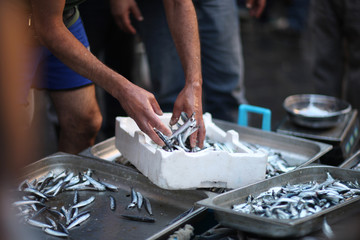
[309,0,360,111]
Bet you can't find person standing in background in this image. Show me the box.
[309,0,360,111]
[111,0,266,122]
[79,0,135,139]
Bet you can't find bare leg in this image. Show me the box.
[49,85,102,154]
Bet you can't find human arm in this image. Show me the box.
[30,0,172,145]
[109,0,143,34]
[246,0,266,18]
[162,0,205,148]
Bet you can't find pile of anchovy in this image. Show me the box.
[241,143,296,178]
[13,169,153,238]
[154,112,199,152]
[155,112,238,153]
[232,172,360,219]
[121,187,155,223]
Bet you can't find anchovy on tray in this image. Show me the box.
[14,169,116,237]
[155,112,239,153]
[241,143,296,178]
[232,172,360,219]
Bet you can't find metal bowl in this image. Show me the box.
[283,94,351,128]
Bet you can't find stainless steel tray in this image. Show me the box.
[79,137,121,162]
[339,149,360,169]
[20,153,208,240]
[196,166,360,238]
[213,119,332,168]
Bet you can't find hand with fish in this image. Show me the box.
[170,82,205,148]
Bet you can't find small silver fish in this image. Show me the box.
[24,188,48,199]
[127,188,137,209]
[144,197,153,216]
[44,228,68,238]
[27,219,53,229]
[12,200,44,207]
[136,192,143,210]
[83,174,106,191]
[71,196,95,209]
[109,195,116,211]
[67,213,90,230]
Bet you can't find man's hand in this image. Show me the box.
[117,82,172,147]
[162,0,205,148]
[110,0,143,34]
[246,0,266,18]
[170,81,205,149]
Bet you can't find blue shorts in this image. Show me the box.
[32,17,93,90]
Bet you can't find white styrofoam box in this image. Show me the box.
[115,113,268,190]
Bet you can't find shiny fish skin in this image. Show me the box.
[45,179,64,195]
[67,213,90,230]
[24,188,48,200]
[71,196,95,209]
[58,222,69,235]
[27,219,53,229]
[46,217,57,230]
[109,195,116,211]
[100,181,118,191]
[71,207,79,222]
[73,191,79,204]
[64,180,90,190]
[44,228,68,238]
[144,197,153,216]
[46,208,65,219]
[136,192,143,210]
[83,174,106,191]
[127,187,137,209]
[12,200,44,207]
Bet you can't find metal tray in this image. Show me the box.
[20,153,208,240]
[82,120,332,170]
[339,149,360,169]
[79,137,121,162]
[213,119,332,168]
[196,166,360,238]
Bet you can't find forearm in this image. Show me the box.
[162,0,202,86]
